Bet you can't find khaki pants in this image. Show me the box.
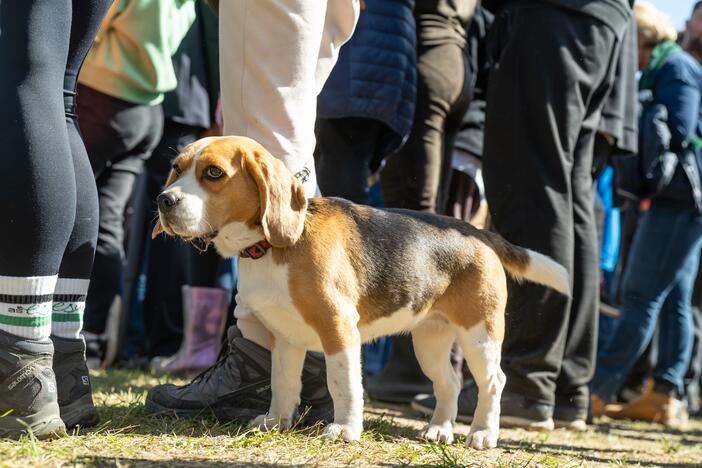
[219,0,359,348]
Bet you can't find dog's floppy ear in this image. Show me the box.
[151,218,175,239]
[152,220,165,239]
[151,219,170,239]
[243,149,307,247]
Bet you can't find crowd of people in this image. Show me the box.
[1,0,701,443]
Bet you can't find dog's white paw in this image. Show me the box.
[466,428,498,450]
[249,414,290,432]
[321,423,362,442]
[420,422,454,444]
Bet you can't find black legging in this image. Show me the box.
[0,0,111,278]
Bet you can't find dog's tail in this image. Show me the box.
[481,230,571,297]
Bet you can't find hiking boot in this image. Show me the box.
[412,381,554,431]
[605,383,688,428]
[365,335,432,404]
[0,329,66,440]
[150,286,228,376]
[52,335,100,429]
[146,325,333,425]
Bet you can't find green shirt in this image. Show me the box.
[79,0,196,105]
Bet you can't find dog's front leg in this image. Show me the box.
[321,332,364,442]
[250,336,306,431]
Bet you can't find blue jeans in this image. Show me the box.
[591,205,702,400]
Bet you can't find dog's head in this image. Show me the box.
[152,136,307,256]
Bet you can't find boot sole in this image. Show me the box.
[60,394,100,430]
[145,393,262,423]
[0,402,66,440]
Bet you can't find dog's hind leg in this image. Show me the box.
[456,321,505,450]
[250,336,306,431]
[411,316,461,444]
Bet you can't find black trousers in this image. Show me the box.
[78,85,164,334]
[380,39,472,213]
[0,0,110,279]
[315,117,386,205]
[482,5,624,409]
[142,121,222,358]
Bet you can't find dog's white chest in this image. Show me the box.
[237,256,323,350]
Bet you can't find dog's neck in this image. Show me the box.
[213,222,266,258]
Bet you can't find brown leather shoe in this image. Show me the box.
[605,384,687,428]
[591,394,607,418]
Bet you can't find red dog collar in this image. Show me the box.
[239,239,272,259]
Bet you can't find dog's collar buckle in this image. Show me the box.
[239,239,272,259]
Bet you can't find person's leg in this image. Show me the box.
[50,0,113,431]
[370,40,471,403]
[220,0,358,350]
[315,117,384,205]
[683,258,702,413]
[220,0,359,197]
[146,0,357,425]
[381,42,467,213]
[82,167,140,334]
[686,304,702,414]
[554,126,600,425]
[436,53,473,216]
[0,0,73,439]
[654,245,701,396]
[591,207,702,402]
[78,87,164,335]
[144,122,229,374]
[481,5,618,424]
[55,0,118,340]
[0,0,73,337]
[143,122,201,359]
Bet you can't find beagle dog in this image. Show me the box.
[153,136,570,450]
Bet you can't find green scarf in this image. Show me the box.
[639,40,702,150]
[639,40,681,91]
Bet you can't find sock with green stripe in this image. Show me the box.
[52,278,89,339]
[0,274,57,341]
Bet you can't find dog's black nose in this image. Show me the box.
[157,192,181,212]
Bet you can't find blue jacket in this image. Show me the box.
[317,0,416,167]
[651,50,702,210]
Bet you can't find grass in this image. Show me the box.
[1,370,702,467]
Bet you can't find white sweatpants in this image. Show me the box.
[219,0,359,349]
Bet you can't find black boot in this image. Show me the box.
[146,325,333,425]
[0,329,65,439]
[52,335,100,429]
[364,335,432,404]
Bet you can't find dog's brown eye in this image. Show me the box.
[172,164,182,177]
[204,165,224,180]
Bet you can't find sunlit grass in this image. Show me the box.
[0,369,700,467]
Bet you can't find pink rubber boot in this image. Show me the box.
[150,286,229,375]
